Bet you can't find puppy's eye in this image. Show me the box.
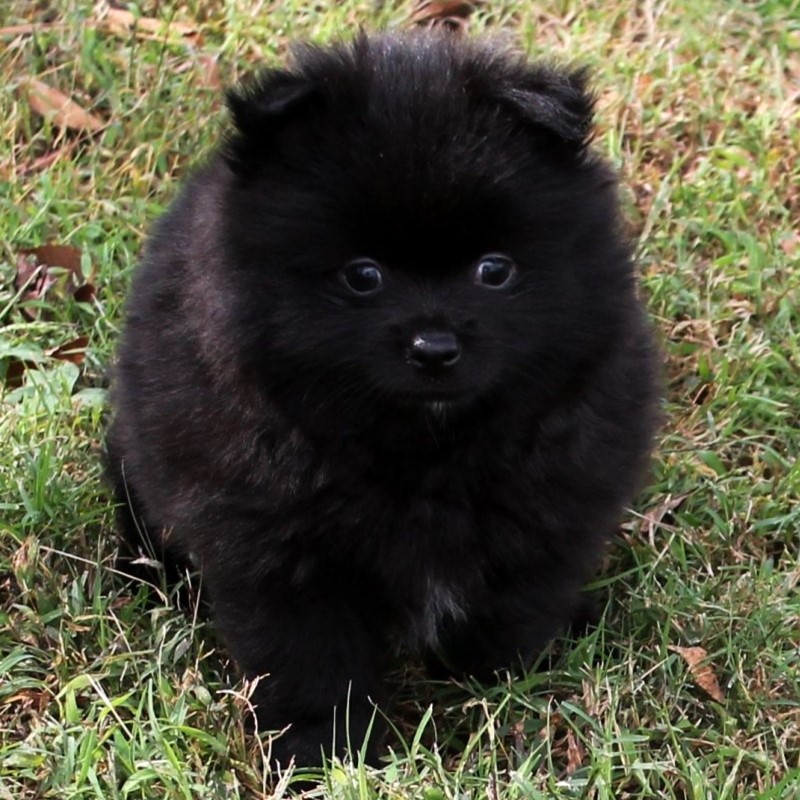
[474,254,517,289]
[341,259,384,295]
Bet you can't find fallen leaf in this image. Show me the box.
[101,6,200,42]
[408,0,479,31]
[510,719,526,753]
[13,131,87,175]
[539,710,564,740]
[0,343,45,388]
[25,79,104,133]
[3,687,51,715]
[47,335,90,365]
[0,23,61,36]
[14,245,95,320]
[780,232,799,256]
[4,359,28,388]
[565,729,586,775]
[19,244,82,273]
[640,493,689,544]
[73,283,96,303]
[669,645,725,702]
[196,54,222,90]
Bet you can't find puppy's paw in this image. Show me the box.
[569,592,601,634]
[266,712,382,774]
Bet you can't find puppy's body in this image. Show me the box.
[107,33,659,768]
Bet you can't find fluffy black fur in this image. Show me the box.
[107,32,660,770]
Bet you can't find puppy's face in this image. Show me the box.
[223,35,630,419]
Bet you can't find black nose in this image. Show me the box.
[408,331,461,370]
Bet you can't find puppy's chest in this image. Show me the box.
[365,472,504,649]
[406,574,467,650]
[286,452,527,646]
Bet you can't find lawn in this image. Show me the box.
[1,0,798,798]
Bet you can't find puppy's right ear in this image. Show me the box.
[226,69,315,135]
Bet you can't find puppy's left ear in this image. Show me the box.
[502,66,594,148]
[223,69,317,170]
[226,69,316,136]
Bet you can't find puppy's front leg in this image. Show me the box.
[430,575,585,680]
[209,577,385,771]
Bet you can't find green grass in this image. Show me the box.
[1,0,798,797]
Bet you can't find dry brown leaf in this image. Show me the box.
[565,729,586,775]
[780,232,799,256]
[408,0,478,30]
[25,79,104,133]
[15,253,55,317]
[3,687,51,715]
[0,23,61,36]
[73,283,96,303]
[510,719,526,754]
[4,359,28,389]
[19,144,74,175]
[20,244,82,274]
[47,335,90,365]
[196,54,222,90]
[102,6,199,42]
[669,645,725,702]
[640,493,689,543]
[14,245,95,320]
[539,710,564,739]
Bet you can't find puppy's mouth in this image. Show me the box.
[404,386,467,403]
[406,387,480,415]
[424,399,452,417]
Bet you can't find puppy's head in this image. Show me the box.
[221,33,633,423]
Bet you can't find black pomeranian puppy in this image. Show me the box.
[107,31,660,770]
